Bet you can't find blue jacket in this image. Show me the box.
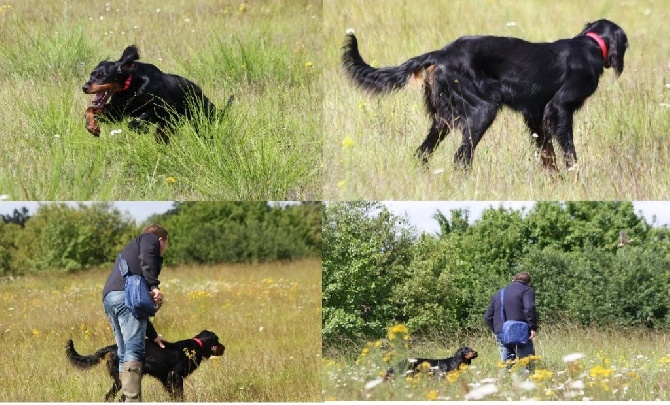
[484,280,538,334]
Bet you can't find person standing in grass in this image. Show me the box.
[102,224,169,402]
[484,272,538,370]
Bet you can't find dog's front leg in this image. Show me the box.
[85,106,103,136]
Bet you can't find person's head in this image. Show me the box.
[513,272,531,285]
[142,224,169,256]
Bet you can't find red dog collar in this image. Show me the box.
[585,32,608,60]
[122,64,135,91]
[193,337,204,348]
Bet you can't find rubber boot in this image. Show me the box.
[121,361,143,402]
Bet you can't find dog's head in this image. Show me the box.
[194,330,225,358]
[82,45,141,107]
[580,19,628,77]
[454,347,478,364]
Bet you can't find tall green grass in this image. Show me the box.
[0,259,321,402]
[323,0,670,199]
[0,0,322,200]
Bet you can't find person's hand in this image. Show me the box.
[530,329,537,340]
[154,334,167,349]
[151,288,164,310]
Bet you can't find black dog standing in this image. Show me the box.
[82,45,217,142]
[342,20,628,172]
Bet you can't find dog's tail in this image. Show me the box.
[342,30,440,94]
[65,339,116,369]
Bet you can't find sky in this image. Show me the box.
[382,201,670,234]
[1,201,669,232]
[0,201,175,223]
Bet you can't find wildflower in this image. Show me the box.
[446,370,460,383]
[0,194,8,201]
[360,347,370,357]
[342,136,354,148]
[32,329,40,337]
[660,356,670,364]
[238,3,247,12]
[464,383,497,400]
[426,390,439,400]
[110,129,122,135]
[568,380,585,390]
[337,180,345,188]
[563,352,585,363]
[305,61,313,68]
[387,324,409,341]
[627,371,640,379]
[529,368,553,382]
[589,364,614,379]
[166,176,176,184]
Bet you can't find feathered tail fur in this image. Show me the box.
[341,31,441,94]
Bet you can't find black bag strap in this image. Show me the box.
[500,288,507,322]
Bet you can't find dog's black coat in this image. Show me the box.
[66,329,225,401]
[342,20,628,171]
[82,45,229,142]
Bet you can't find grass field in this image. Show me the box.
[324,0,670,199]
[0,259,321,402]
[323,323,670,401]
[0,0,322,200]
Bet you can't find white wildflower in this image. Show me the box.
[563,353,585,363]
[464,383,497,400]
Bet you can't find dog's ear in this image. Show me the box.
[117,45,139,74]
[606,28,627,77]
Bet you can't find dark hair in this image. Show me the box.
[142,224,168,240]
[513,272,531,285]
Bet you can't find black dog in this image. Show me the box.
[406,347,478,375]
[342,20,628,171]
[82,45,229,142]
[383,347,478,380]
[66,330,225,401]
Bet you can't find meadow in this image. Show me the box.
[323,0,670,199]
[323,323,670,401]
[0,0,322,200]
[0,259,321,402]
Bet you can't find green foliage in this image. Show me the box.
[322,202,416,341]
[323,201,670,347]
[0,202,321,276]
[9,203,137,274]
[155,202,321,265]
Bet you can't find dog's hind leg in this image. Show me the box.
[416,119,450,164]
[454,101,498,169]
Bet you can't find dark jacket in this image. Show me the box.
[484,280,538,335]
[102,233,163,300]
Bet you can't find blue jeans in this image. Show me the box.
[495,334,535,368]
[103,290,148,372]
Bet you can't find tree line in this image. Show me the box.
[322,201,670,346]
[0,202,321,276]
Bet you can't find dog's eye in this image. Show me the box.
[96,71,105,78]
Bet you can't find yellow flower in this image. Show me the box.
[589,364,614,379]
[337,180,345,188]
[305,61,313,68]
[342,136,354,148]
[446,370,460,383]
[238,3,247,12]
[627,371,640,379]
[374,340,382,348]
[387,324,409,340]
[529,368,553,382]
[166,176,176,184]
[426,390,439,400]
[360,347,369,356]
[660,356,670,364]
[32,328,40,337]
